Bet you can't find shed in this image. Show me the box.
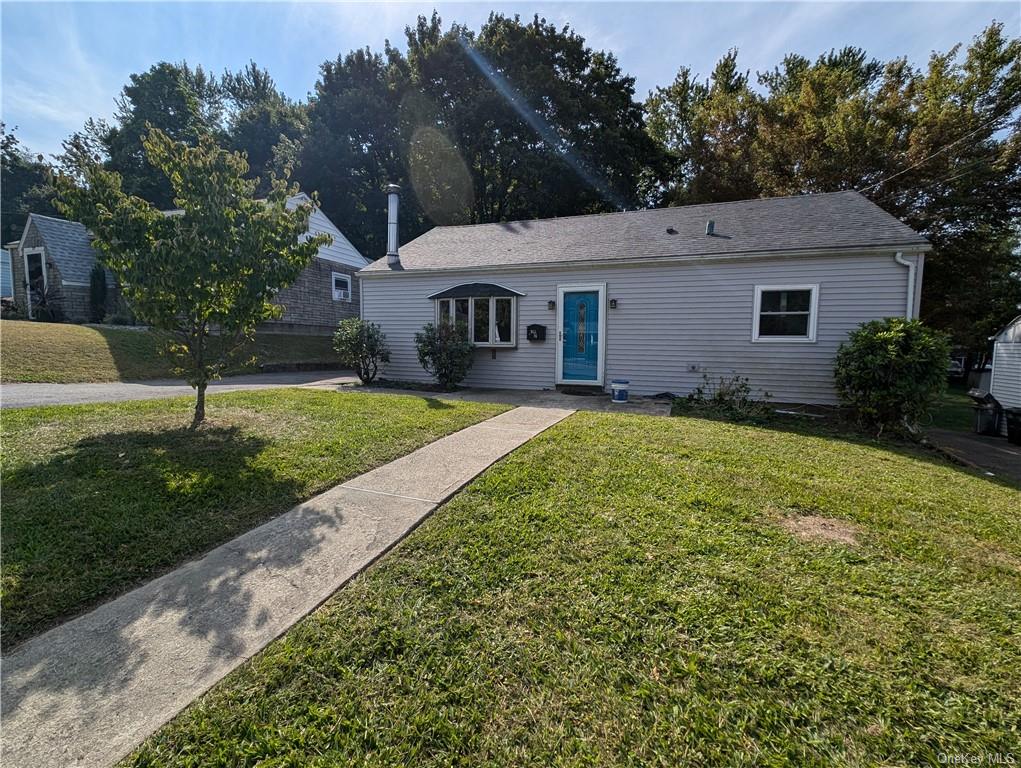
[990,315,1021,436]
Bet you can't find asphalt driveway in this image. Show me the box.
[1,372,358,409]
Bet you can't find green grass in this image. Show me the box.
[0,320,338,383]
[929,382,974,432]
[0,390,507,648]
[129,412,1020,767]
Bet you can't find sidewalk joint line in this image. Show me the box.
[472,424,543,434]
[339,485,439,504]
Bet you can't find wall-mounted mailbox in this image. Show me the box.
[526,324,547,342]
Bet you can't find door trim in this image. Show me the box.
[22,247,46,320]
[555,283,606,386]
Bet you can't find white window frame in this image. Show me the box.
[434,295,517,348]
[22,247,46,320]
[331,272,351,302]
[752,284,819,343]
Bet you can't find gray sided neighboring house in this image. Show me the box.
[9,214,118,321]
[8,196,367,333]
[360,190,930,405]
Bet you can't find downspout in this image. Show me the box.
[894,251,915,320]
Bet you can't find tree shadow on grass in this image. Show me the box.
[423,397,455,409]
[1,423,341,729]
[669,408,1021,492]
[90,326,174,381]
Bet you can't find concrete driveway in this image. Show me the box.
[927,427,1021,486]
[1,371,359,409]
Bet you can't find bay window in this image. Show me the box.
[431,283,523,348]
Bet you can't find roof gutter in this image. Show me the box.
[360,243,932,278]
[893,251,916,320]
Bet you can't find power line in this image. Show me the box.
[857,108,1017,194]
[870,155,995,206]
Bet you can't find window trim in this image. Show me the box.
[435,294,517,348]
[752,284,819,343]
[331,271,351,302]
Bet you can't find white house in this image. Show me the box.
[990,315,1021,435]
[359,188,930,404]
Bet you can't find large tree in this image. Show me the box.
[1,125,57,244]
[56,129,328,426]
[293,12,665,257]
[291,46,418,260]
[61,62,225,209]
[647,24,1021,353]
[222,61,308,191]
[646,50,761,204]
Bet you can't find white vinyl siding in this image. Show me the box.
[361,252,916,404]
[990,322,1021,409]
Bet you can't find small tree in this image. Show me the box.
[88,263,107,323]
[834,318,951,436]
[333,318,390,384]
[56,128,329,427]
[414,320,474,390]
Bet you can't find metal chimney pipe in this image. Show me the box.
[386,184,400,267]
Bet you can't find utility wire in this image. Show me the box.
[870,155,995,206]
[857,108,1016,194]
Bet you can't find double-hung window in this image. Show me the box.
[332,272,351,301]
[432,284,521,347]
[752,285,818,342]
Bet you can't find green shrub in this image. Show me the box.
[88,264,107,323]
[414,320,474,390]
[672,373,772,421]
[333,318,390,384]
[835,318,951,435]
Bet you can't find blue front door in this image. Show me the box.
[561,290,600,382]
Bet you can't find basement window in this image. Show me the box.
[752,285,818,342]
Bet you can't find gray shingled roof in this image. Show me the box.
[362,191,928,273]
[30,214,99,283]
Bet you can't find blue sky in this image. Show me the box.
[2,1,1017,157]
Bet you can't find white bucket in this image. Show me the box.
[610,379,630,403]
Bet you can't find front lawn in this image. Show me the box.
[0,320,338,383]
[131,412,1020,766]
[0,390,507,648]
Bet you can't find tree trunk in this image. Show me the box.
[191,380,207,428]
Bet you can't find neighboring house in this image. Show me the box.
[359,188,930,404]
[8,214,117,321]
[0,248,13,297]
[990,315,1020,436]
[259,193,369,335]
[7,195,366,333]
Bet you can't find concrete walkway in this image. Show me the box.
[318,381,674,416]
[0,371,358,409]
[0,406,573,768]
